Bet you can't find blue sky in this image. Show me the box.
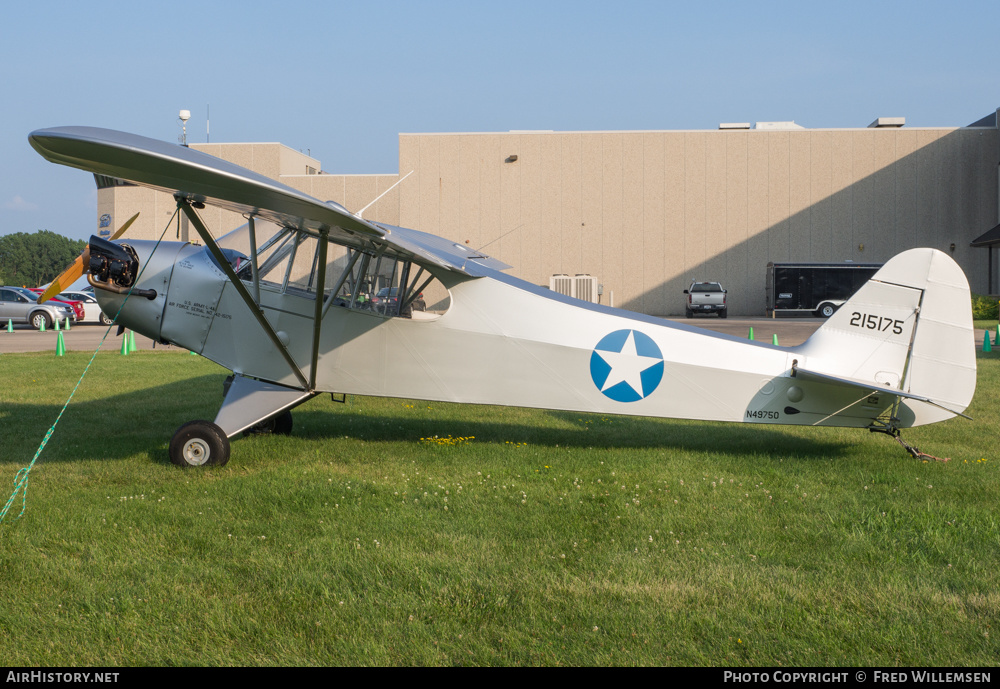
[2,0,999,240]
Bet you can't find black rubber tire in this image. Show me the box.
[169,420,231,467]
[818,303,836,318]
[99,312,114,326]
[719,309,728,318]
[685,309,693,318]
[31,312,51,331]
[273,410,293,435]
[244,410,293,437]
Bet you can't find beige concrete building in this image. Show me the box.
[99,111,1000,316]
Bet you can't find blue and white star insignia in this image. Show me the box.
[589,329,664,402]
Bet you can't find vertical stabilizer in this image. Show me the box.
[793,249,976,426]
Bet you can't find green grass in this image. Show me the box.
[0,350,997,666]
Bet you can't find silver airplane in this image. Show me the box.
[31,127,977,467]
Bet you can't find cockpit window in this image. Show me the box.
[207,247,253,280]
[213,219,448,318]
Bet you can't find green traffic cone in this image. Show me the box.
[748,326,754,341]
[190,350,198,355]
[772,334,779,346]
[65,317,71,331]
[56,332,65,357]
[121,334,129,356]
[128,330,137,353]
[995,324,999,346]
[54,317,60,331]
[39,318,46,332]
[983,330,992,353]
[6,319,12,333]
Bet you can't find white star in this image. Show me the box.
[595,331,662,398]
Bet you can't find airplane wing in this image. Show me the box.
[29,127,509,275]
[30,126,381,240]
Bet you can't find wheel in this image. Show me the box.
[719,309,728,318]
[818,303,837,318]
[685,308,693,318]
[273,410,293,435]
[31,312,52,331]
[169,420,231,467]
[243,410,293,437]
[99,312,114,326]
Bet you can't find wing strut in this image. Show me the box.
[309,228,329,390]
[247,216,261,305]
[178,198,310,390]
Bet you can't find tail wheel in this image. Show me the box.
[169,420,231,467]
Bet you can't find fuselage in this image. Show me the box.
[99,238,903,429]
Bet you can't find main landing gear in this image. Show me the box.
[168,374,315,467]
[167,410,294,467]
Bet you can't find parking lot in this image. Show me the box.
[0,317,827,355]
[0,322,165,354]
[3,316,993,356]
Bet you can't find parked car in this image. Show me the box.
[683,281,728,318]
[371,287,400,314]
[27,288,84,323]
[0,286,76,330]
[55,289,114,325]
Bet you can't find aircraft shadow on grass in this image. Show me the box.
[0,373,856,466]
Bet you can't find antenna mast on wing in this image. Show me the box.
[355,171,413,219]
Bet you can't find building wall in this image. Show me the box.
[101,125,999,316]
[398,127,999,315]
[99,142,400,242]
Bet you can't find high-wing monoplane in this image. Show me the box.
[30,127,977,466]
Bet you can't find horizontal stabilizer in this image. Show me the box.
[790,365,972,420]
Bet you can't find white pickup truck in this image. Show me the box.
[683,281,728,318]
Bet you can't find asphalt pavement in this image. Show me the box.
[0,322,168,354]
[1,316,992,355]
[0,316,823,354]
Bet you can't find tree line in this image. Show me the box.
[0,231,87,287]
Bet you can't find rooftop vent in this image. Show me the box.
[719,122,751,130]
[754,121,805,130]
[868,117,905,128]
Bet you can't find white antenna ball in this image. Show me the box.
[179,109,191,122]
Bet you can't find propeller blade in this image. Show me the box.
[109,212,139,241]
[38,213,139,303]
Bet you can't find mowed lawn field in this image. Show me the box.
[0,347,996,666]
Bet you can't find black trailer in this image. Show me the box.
[766,261,882,318]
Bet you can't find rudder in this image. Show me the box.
[793,249,976,426]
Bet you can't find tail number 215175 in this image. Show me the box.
[849,312,904,335]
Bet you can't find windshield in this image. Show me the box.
[12,288,38,301]
[692,283,723,292]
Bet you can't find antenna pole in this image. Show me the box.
[355,171,413,219]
